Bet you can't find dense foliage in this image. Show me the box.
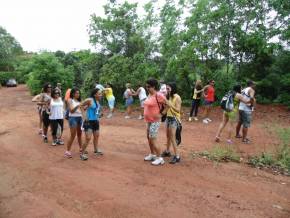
[1,0,289,107]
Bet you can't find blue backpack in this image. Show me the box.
[220,91,235,112]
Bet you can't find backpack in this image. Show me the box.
[220,91,235,112]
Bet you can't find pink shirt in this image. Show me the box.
[144,93,166,123]
[206,85,215,102]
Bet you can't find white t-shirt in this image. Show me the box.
[239,87,252,112]
[138,87,147,101]
[49,98,64,120]
[69,99,82,117]
[159,84,167,96]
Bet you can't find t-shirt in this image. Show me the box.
[144,93,166,123]
[138,87,147,101]
[206,85,215,102]
[159,84,167,97]
[104,88,114,100]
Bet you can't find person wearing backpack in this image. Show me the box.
[236,81,256,143]
[215,84,253,143]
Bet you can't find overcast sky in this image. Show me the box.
[0,0,156,52]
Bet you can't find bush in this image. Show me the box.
[0,71,23,85]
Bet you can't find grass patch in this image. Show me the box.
[192,145,240,163]
[248,126,290,176]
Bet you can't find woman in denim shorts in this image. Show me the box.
[124,83,134,119]
[162,82,182,164]
[64,88,83,158]
[79,88,103,161]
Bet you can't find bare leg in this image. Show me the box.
[92,131,100,151]
[242,127,248,141]
[82,131,92,154]
[169,127,178,156]
[76,125,82,150]
[66,127,77,151]
[215,113,229,140]
[150,138,160,156]
[147,129,155,154]
[236,121,242,137]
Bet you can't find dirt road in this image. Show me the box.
[0,85,289,218]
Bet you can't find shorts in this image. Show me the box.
[165,117,178,128]
[68,116,82,128]
[239,110,252,128]
[147,122,160,139]
[225,110,238,122]
[42,111,50,128]
[107,97,115,109]
[83,120,100,133]
[140,98,146,108]
[204,100,214,106]
[125,98,133,107]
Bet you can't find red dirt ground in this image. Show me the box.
[0,85,289,218]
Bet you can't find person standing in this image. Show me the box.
[64,88,83,158]
[132,84,147,120]
[163,82,182,164]
[215,85,253,143]
[79,88,103,161]
[143,78,166,166]
[236,81,256,143]
[202,80,215,124]
[124,83,134,119]
[38,83,52,143]
[49,89,65,146]
[189,80,203,121]
[159,80,167,97]
[104,83,115,119]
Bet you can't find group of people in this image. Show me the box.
[33,78,255,165]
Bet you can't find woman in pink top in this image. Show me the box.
[143,78,166,166]
[203,80,215,124]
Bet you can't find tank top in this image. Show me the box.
[166,94,181,122]
[239,87,252,112]
[206,85,215,102]
[105,88,114,100]
[124,89,133,100]
[69,99,82,117]
[138,87,147,101]
[193,85,202,99]
[41,93,51,113]
[49,98,64,120]
[86,98,101,121]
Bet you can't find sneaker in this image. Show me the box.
[107,114,113,119]
[169,156,181,164]
[203,119,209,124]
[161,150,171,157]
[56,139,64,145]
[151,157,165,166]
[188,117,192,122]
[64,151,72,158]
[194,117,198,121]
[43,136,48,143]
[227,139,233,144]
[51,140,57,146]
[80,153,88,161]
[125,116,131,119]
[144,154,157,161]
[206,118,212,122]
[138,115,143,120]
[94,149,103,155]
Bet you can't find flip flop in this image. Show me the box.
[242,138,251,144]
[215,136,220,142]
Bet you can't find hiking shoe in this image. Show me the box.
[51,140,57,146]
[80,154,88,161]
[43,136,48,143]
[169,156,181,164]
[151,157,165,166]
[194,117,198,121]
[64,151,72,158]
[206,118,212,122]
[94,149,103,155]
[144,154,157,161]
[56,139,64,145]
[161,150,171,157]
[203,119,209,124]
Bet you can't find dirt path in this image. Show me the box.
[0,85,289,218]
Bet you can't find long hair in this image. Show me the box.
[233,84,242,94]
[43,83,51,93]
[145,78,159,91]
[167,82,177,98]
[90,88,100,98]
[51,88,61,99]
[70,87,81,101]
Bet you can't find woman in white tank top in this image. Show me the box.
[132,84,147,119]
[49,89,64,146]
[64,88,83,158]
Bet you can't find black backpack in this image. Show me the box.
[220,91,235,112]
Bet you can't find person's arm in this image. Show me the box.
[132,88,140,96]
[68,99,80,113]
[203,85,209,98]
[236,93,254,105]
[80,98,92,120]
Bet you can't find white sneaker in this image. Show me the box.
[144,154,156,161]
[107,114,112,119]
[194,117,198,121]
[203,119,209,124]
[138,115,143,120]
[206,118,212,122]
[151,157,165,166]
[125,116,130,119]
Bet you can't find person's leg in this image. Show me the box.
[227,121,234,143]
[76,124,82,151]
[203,104,209,123]
[169,125,180,164]
[67,127,77,151]
[38,109,43,133]
[50,120,58,144]
[81,131,92,157]
[215,113,229,141]
[93,131,100,152]
[161,121,171,157]
[42,111,49,141]
[236,111,243,137]
[242,111,252,142]
[195,99,201,118]
[189,100,195,119]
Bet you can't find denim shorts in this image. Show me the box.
[165,116,178,128]
[68,116,82,128]
[147,122,160,138]
[239,110,252,128]
[107,97,115,109]
[83,120,100,132]
[125,98,133,107]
